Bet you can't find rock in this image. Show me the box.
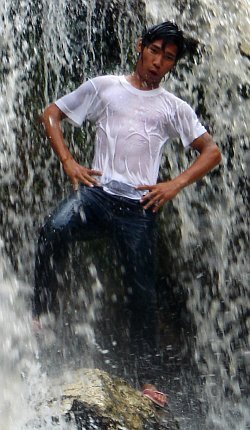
[49,368,179,430]
[239,41,250,59]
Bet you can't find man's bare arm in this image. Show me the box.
[137,132,222,212]
[40,103,101,189]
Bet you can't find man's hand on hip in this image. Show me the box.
[136,179,183,213]
[62,158,102,190]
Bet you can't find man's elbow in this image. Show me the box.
[39,104,62,127]
[211,144,222,166]
[204,134,222,167]
[192,134,222,167]
[38,104,52,125]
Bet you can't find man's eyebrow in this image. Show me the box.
[164,51,176,59]
[150,43,177,59]
[150,43,162,50]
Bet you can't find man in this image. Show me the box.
[33,22,221,405]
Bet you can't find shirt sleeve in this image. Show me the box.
[173,102,207,147]
[55,79,99,127]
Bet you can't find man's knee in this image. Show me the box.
[36,214,65,260]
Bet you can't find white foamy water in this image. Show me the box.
[0,0,249,429]
[147,1,249,429]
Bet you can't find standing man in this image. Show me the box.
[33,21,221,404]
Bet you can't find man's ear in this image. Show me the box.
[136,38,143,54]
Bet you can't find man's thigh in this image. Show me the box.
[43,186,109,244]
[113,207,157,307]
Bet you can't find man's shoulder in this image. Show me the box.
[89,75,121,89]
[161,88,194,114]
[161,87,185,105]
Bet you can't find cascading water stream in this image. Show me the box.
[0,0,249,429]
[0,1,144,428]
[147,1,249,429]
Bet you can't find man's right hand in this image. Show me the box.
[40,103,102,190]
[62,158,102,190]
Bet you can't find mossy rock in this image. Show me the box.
[49,368,179,429]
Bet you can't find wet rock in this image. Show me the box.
[49,368,179,430]
[239,41,250,59]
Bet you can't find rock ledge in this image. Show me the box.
[49,368,179,430]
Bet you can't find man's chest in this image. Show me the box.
[99,87,169,130]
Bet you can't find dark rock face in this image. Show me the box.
[49,369,179,430]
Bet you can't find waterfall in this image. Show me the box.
[146,1,249,429]
[0,0,249,428]
[0,1,144,428]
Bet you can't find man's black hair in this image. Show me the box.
[142,21,185,61]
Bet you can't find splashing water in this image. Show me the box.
[0,0,144,428]
[0,0,249,428]
[147,1,249,429]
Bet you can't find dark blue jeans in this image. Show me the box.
[33,186,157,347]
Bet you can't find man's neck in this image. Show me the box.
[126,72,160,91]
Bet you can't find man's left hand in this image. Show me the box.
[137,133,222,213]
[136,179,183,213]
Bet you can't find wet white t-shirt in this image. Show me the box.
[55,75,206,199]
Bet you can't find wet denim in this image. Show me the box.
[33,185,158,345]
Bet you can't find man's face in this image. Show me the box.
[136,39,178,87]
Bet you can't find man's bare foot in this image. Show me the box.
[142,384,168,407]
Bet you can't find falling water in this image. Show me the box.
[147,1,249,429]
[0,1,144,428]
[0,0,249,429]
